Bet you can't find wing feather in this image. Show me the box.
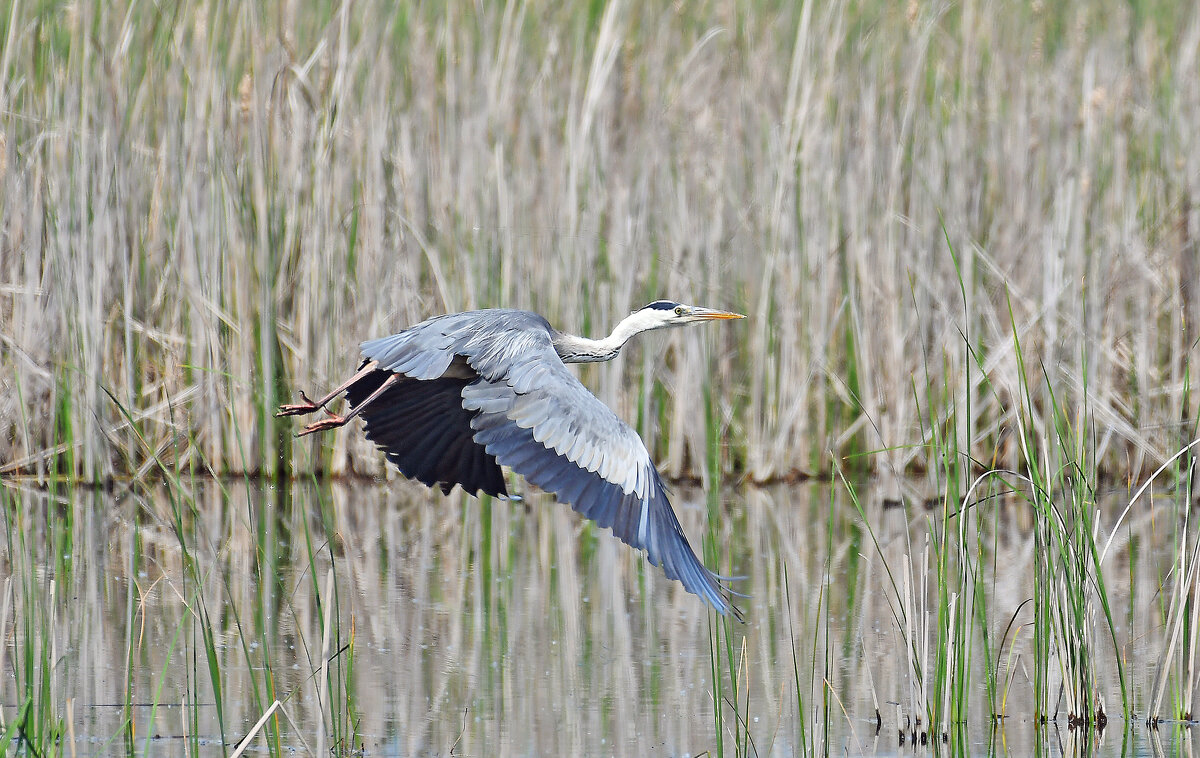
[343,368,507,499]
[461,359,732,613]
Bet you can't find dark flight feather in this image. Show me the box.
[345,368,507,498]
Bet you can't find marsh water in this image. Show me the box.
[0,477,1196,757]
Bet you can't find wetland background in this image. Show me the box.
[1,0,1199,754]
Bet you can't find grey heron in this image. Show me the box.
[278,300,744,614]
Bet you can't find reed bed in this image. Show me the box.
[0,0,1196,483]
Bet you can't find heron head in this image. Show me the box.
[636,300,745,329]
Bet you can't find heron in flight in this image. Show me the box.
[278,300,744,614]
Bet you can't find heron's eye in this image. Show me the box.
[674,306,684,315]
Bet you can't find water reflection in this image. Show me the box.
[0,478,1193,755]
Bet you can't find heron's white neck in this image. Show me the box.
[552,311,659,363]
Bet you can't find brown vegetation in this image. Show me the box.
[1,1,1196,482]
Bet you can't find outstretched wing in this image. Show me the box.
[361,311,734,614]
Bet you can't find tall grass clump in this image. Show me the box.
[1009,363,1126,728]
[1121,432,1200,723]
[1146,473,1200,723]
[0,486,66,753]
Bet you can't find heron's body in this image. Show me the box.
[278,301,743,614]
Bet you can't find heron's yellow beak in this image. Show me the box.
[688,307,746,320]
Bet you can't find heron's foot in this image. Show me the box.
[277,391,321,417]
[296,414,347,437]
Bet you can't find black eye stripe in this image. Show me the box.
[642,300,678,311]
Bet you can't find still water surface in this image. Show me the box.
[0,478,1195,756]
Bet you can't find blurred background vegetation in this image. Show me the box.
[0,0,1196,484]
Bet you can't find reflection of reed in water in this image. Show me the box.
[0,479,1190,755]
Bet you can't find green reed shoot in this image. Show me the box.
[1006,297,1128,725]
[0,488,65,754]
[707,611,756,758]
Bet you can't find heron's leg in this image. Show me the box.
[296,372,399,437]
[277,361,380,417]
